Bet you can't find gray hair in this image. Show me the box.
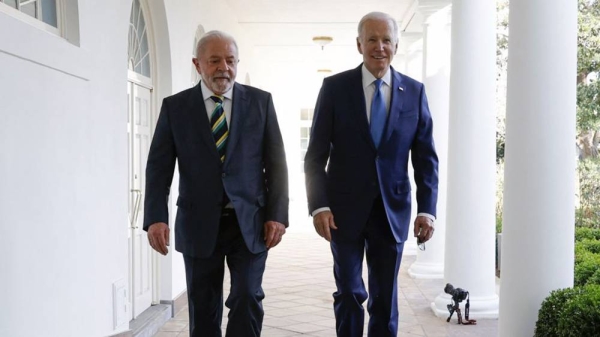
[195,30,239,58]
[357,12,399,42]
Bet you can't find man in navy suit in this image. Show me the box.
[144,31,288,337]
[304,12,439,337]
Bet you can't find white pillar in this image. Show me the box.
[432,0,499,318]
[403,43,423,256]
[409,10,450,279]
[498,0,577,335]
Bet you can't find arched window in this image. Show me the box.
[191,24,206,85]
[128,0,151,78]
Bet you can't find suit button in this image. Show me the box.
[222,173,226,178]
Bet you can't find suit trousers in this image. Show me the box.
[330,196,405,337]
[183,209,267,337]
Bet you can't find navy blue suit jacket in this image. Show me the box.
[304,65,438,243]
[143,82,289,258]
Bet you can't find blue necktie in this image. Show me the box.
[370,79,386,148]
[210,95,229,162]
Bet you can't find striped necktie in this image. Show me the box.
[210,95,229,162]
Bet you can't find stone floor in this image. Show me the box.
[152,223,498,337]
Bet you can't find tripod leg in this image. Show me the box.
[446,307,455,322]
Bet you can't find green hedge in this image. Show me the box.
[574,228,600,286]
[535,229,600,336]
[535,287,583,337]
[575,227,600,241]
[535,285,600,337]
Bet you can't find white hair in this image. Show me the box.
[195,30,239,58]
[357,12,399,42]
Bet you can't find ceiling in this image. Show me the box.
[225,0,450,47]
[223,0,450,81]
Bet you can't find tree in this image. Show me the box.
[577,0,600,159]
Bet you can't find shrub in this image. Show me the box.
[574,252,600,286]
[586,268,600,285]
[576,239,600,254]
[535,287,583,337]
[575,226,599,241]
[575,226,600,241]
[556,284,600,337]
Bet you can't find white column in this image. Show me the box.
[408,10,450,279]
[432,0,499,318]
[498,0,577,335]
[403,43,423,256]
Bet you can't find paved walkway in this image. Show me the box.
[153,223,498,337]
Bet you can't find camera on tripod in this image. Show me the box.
[444,283,469,302]
[444,283,476,325]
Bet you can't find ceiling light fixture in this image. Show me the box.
[312,36,333,50]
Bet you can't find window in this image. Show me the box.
[300,108,314,172]
[128,0,151,78]
[0,0,58,28]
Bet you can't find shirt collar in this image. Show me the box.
[200,80,234,101]
[361,64,391,89]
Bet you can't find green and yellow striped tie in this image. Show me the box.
[210,95,229,162]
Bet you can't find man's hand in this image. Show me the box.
[264,221,286,249]
[313,211,337,242]
[414,216,434,244]
[147,222,170,255]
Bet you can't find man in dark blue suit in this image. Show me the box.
[144,31,288,337]
[304,12,439,337]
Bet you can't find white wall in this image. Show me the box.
[0,1,131,336]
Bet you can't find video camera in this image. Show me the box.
[444,283,476,325]
[444,283,469,303]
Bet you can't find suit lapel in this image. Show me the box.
[188,83,220,160]
[350,66,377,151]
[223,83,248,166]
[381,68,405,147]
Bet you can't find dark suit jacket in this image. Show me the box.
[304,65,438,243]
[143,82,289,258]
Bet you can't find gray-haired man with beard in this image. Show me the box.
[144,30,289,337]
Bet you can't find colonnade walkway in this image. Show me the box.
[152,222,499,337]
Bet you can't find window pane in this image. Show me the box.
[301,139,308,149]
[301,127,309,138]
[301,109,308,120]
[41,0,57,27]
[4,0,17,9]
[141,54,151,77]
[20,1,36,18]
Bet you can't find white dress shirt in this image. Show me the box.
[200,80,233,123]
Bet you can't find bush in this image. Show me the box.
[586,268,600,285]
[575,226,600,241]
[556,284,600,337]
[576,239,600,254]
[535,287,583,337]
[574,252,600,286]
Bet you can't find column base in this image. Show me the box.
[432,292,499,320]
[408,261,444,279]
